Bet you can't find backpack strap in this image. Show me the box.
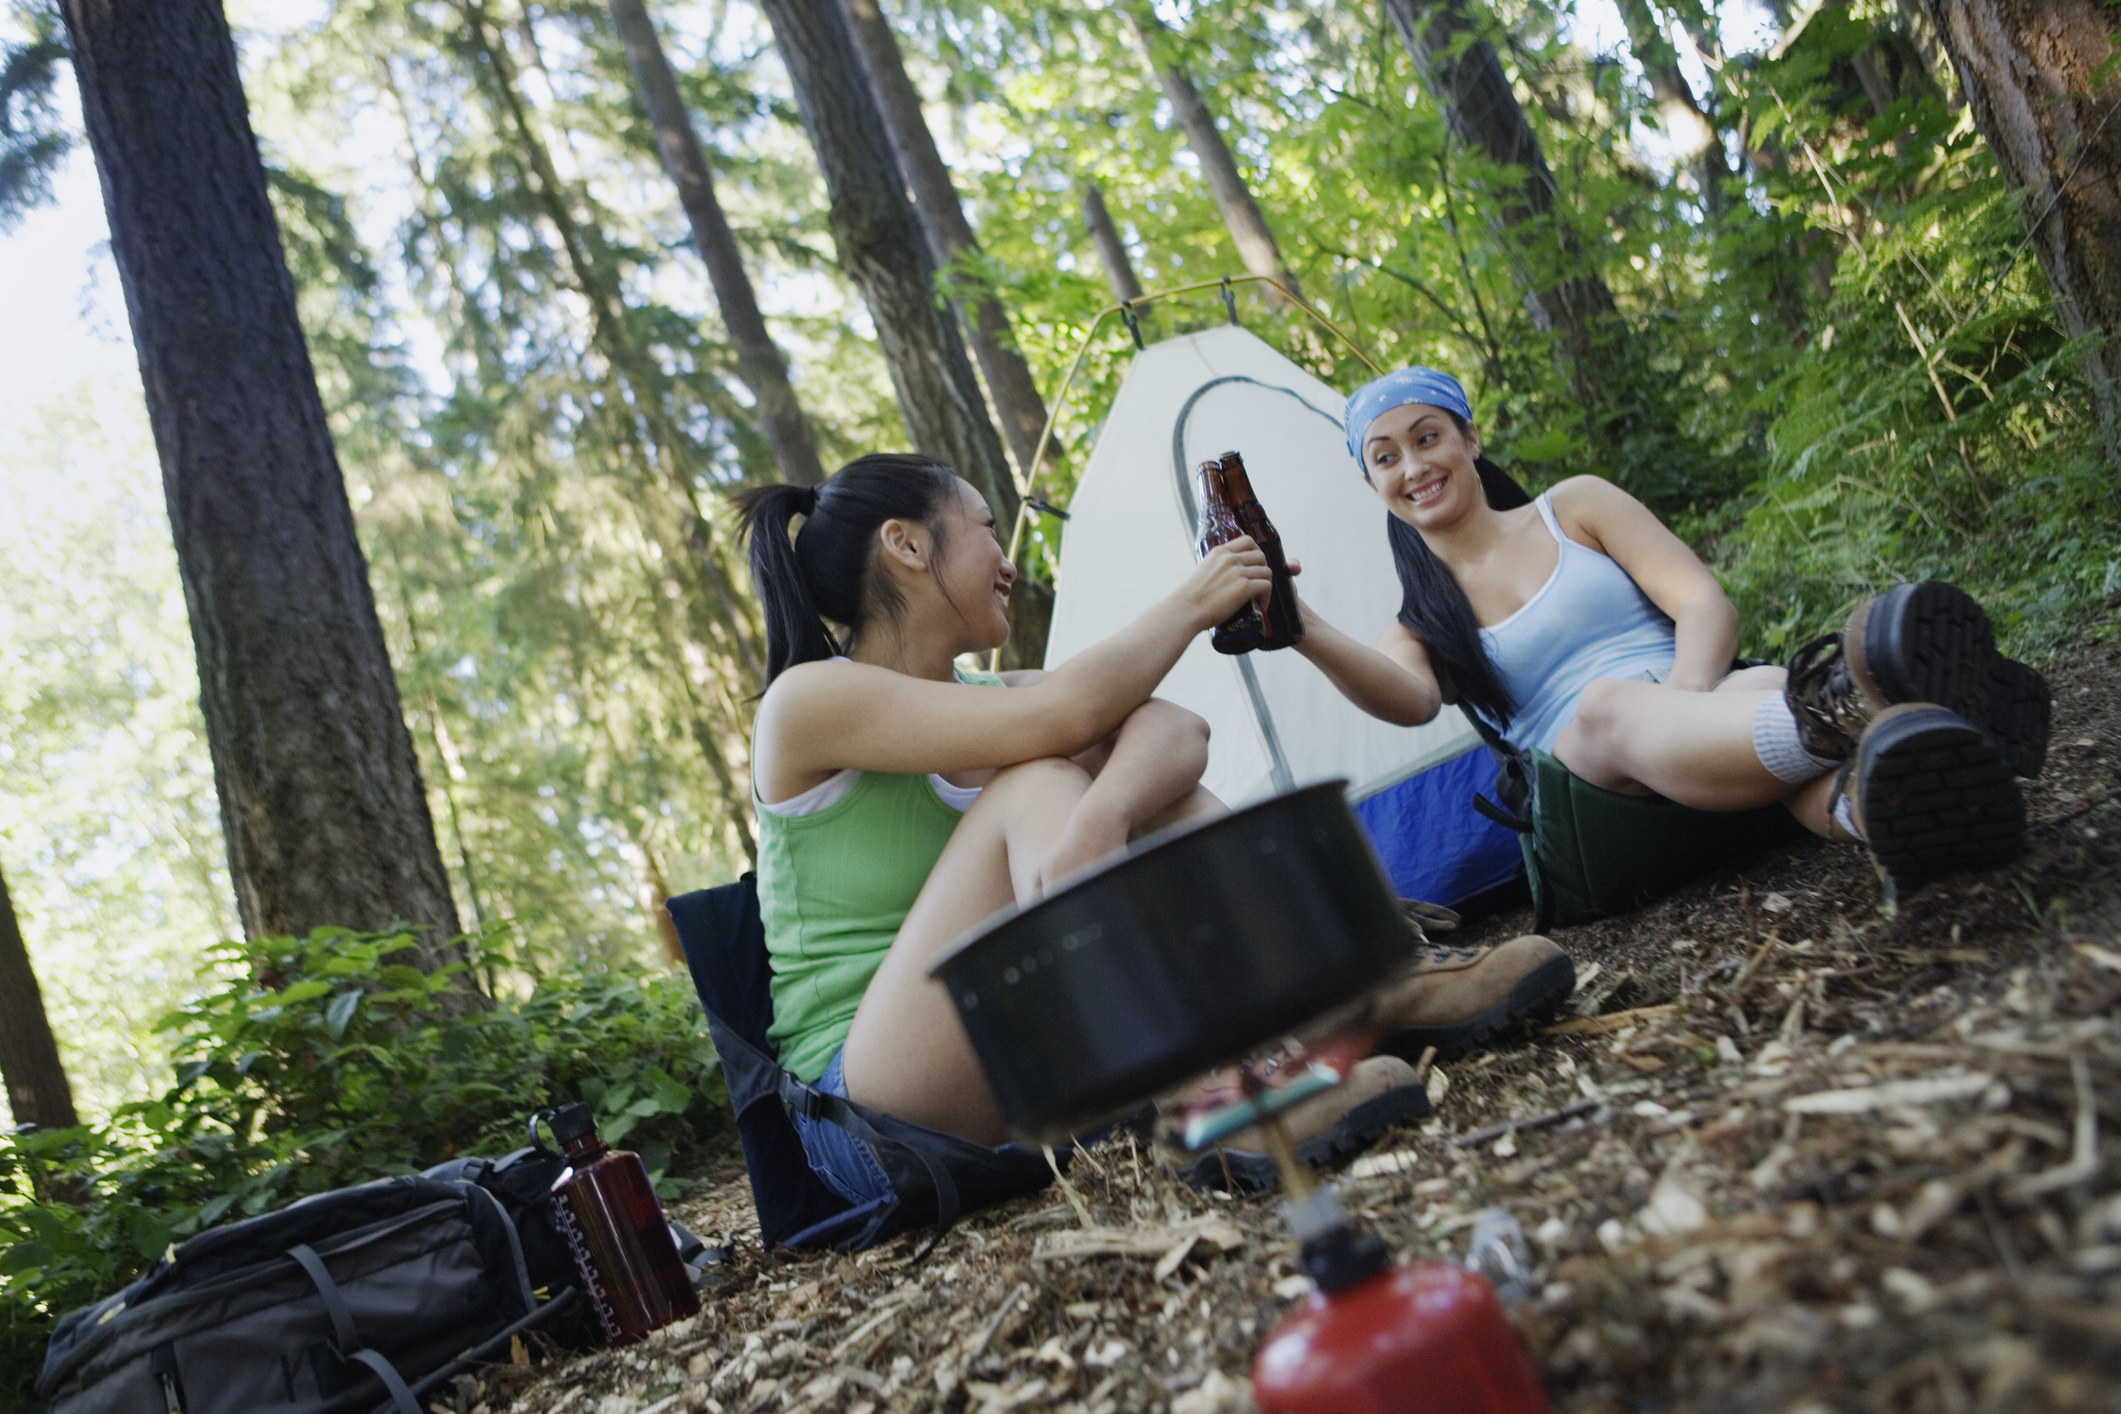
[1457,705,1553,931]
[286,1244,360,1354]
[457,1180,538,1313]
[287,1244,423,1414]
[775,1072,961,1259]
[345,1349,421,1414]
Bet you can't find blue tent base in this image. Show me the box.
[1351,747,1524,908]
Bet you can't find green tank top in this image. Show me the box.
[757,667,1004,1082]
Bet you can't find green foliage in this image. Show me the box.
[0,0,68,233]
[0,389,237,1119]
[0,926,724,1406]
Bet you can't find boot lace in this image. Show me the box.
[1783,631,1868,761]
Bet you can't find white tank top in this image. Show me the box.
[1479,493,1677,752]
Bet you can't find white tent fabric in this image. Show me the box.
[1042,324,1482,808]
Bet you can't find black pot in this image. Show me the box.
[927,781,1413,1142]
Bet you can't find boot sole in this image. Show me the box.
[1174,1083,1432,1193]
[1856,706,2025,902]
[1848,581,2051,777]
[1375,953,1578,1066]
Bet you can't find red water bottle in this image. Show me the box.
[546,1104,700,1346]
[1252,1195,1550,1414]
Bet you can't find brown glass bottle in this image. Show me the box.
[1196,459,1267,654]
[1218,450,1304,650]
[547,1104,699,1346]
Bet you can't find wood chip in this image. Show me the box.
[1032,1218,1243,1264]
[1544,1004,1683,1036]
[2070,940,2121,975]
[1782,1072,1994,1113]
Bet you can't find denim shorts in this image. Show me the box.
[792,1048,893,1208]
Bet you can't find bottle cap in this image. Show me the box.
[1298,1222,1391,1293]
[549,1103,600,1147]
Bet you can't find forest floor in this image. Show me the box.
[481,632,2121,1414]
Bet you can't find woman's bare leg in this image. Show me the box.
[1038,700,1214,889]
[1551,669,1840,838]
[1133,784,1223,837]
[841,757,1091,1144]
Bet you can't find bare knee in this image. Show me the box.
[1570,678,1631,758]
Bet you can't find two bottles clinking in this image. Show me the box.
[1195,450,1304,654]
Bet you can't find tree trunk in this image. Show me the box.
[755,0,1021,531]
[58,0,470,971]
[1920,0,2121,468]
[606,0,825,488]
[1080,180,1145,303]
[1128,8,1302,308]
[834,0,1054,669]
[0,862,78,1133]
[841,0,1054,487]
[1382,0,1622,418]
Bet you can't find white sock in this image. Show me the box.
[1751,696,1838,784]
[1831,792,1861,840]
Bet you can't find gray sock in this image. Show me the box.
[1752,696,1838,784]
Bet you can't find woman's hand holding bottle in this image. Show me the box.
[1175,535,1274,632]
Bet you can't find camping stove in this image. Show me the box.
[1180,1058,1553,1414]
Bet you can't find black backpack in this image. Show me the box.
[36,1166,581,1414]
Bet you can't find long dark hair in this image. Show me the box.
[733,453,961,683]
[1375,423,1532,729]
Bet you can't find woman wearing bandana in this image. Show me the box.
[1283,366,2050,901]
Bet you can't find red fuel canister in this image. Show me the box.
[1252,1208,1550,1414]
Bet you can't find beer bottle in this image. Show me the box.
[1196,459,1267,654]
[1218,450,1304,650]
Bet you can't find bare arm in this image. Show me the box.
[755,538,1273,793]
[1290,588,1443,726]
[1552,476,1737,692]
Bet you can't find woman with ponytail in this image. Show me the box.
[734,453,1419,1193]
[1281,367,2049,905]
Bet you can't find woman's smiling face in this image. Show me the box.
[932,478,1015,651]
[1360,402,1482,529]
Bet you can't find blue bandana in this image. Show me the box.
[1343,367,1473,463]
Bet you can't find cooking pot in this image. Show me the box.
[927,781,1413,1143]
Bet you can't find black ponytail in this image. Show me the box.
[1380,435,1532,731]
[734,453,960,683]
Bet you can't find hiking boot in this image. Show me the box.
[1784,581,2050,776]
[1838,702,2025,902]
[1371,934,1575,1064]
[1172,1055,1429,1193]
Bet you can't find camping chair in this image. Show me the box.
[1464,707,1806,931]
[665,876,1056,1254]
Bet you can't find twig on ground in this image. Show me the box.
[1546,1004,1682,1036]
[2002,1055,2101,1203]
[1453,1098,1601,1149]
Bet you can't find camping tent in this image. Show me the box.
[1040,324,1522,906]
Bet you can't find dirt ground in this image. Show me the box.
[468,635,2121,1414]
